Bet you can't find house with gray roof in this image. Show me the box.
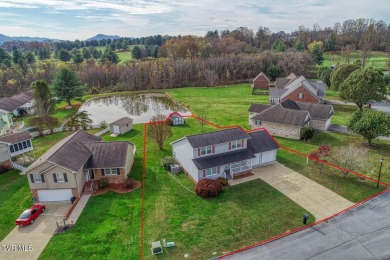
[268,74,326,104]
[171,128,279,182]
[25,130,135,202]
[248,99,334,139]
[0,131,33,170]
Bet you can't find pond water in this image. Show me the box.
[79,93,191,125]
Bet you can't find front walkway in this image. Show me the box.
[67,194,91,224]
[229,163,354,220]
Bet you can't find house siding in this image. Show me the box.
[92,168,127,184]
[253,121,302,140]
[310,118,328,131]
[198,166,225,181]
[124,143,135,177]
[27,164,77,190]
[282,85,320,104]
[253,75,270,90]
[172,139,200,182]
[110,123,133,135]
[193,140,247,159]
[0,143,10,163]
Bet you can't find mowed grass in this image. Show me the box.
[0,169,32,240]
[40,119,314,260]
[323,51,389,71]
[331,104,358,125]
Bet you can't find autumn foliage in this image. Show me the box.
[195,179,223,198]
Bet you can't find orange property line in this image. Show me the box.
[139,112,390,259]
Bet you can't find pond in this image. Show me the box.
[79,93,191,125]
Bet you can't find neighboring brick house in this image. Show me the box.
[252,72,270,90]
[0,131,34,169]
[25,130,136,202]
[269,74,326,104]
[248,99,333,139]
[171,128,280,182]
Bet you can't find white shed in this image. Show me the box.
[169,114,185,126]
[109,117,133,135]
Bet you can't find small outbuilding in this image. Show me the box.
[109,117,133,135]
[169,113,185,126]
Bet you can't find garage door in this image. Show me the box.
[252,153,261,166]
[261,150,275,164]
[38,189,73,202]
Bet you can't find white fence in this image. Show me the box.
[12,162,27,174]
[23,125,101,138]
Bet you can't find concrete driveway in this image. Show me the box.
[230,163,354,220]
[0,202,71,260]
[224,189,390,260]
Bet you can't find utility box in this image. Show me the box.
[151,241,163,255]
[170,164,182,174]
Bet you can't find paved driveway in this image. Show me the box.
[230,163,354,220]
[0,202,71,260]
[223,189,390,260]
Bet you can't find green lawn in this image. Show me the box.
[323,51,388,71]
[0,169,32,241]
[331,104,358,125]
[40,120,314,260]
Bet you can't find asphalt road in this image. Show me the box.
[223,190,390,260]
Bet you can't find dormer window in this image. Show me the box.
[231,140,242,149]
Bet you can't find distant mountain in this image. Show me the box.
[85,34,121,41]
[0,34,58,43]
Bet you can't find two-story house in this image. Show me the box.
[171,128,280,182]
[248,99,334,139]
[269,74,326,104]
[25,130,135,202]
[0,131,34,169]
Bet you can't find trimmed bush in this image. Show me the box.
[124,178,136,190]
[161,156,176,171]
[99,177,109,189]
[301,126,316,141]
[195,179,223,198]
[216,177,229,188]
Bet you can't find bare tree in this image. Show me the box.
[147,114,172,150]
[331,144,368,176]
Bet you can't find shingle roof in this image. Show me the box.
[27,130,102,172]
[275,78,291,88]
[186,128,250,148]
[248,103,272,113]
[0,131,32,144]
[253,72,270,83]
[280,99,301,110]
[192,149,256,170]
[247,130,280,154]
[83,142,131,168]
[269,87,287,98]
[110,117,133,126]
[296,102,333,120]
[0,93,33,112]
[251,104,309,127]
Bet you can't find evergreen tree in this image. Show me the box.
[51,68,85,106]
[131,45,142,59]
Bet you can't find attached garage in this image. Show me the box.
[261,150,276,164]
[38,189,73,202]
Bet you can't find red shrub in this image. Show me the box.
[216,177,229,188]
[195,179,223,198]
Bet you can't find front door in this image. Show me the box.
[89,169,95,180]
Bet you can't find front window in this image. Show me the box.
[33,174,42,183]
[200,146,212,156]
[231,140,242,149]
[104,168,118,176]
[298,93,304,98]
[206,167,217,176]
[255,120,262,126]
[56,173,65,183]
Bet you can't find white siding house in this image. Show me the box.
[171,128,279,182]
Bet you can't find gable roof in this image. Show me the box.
[274,78,291,88]
[110,117,133,126]
[192,149,255,170]
[27,130,102,172]
[269,87,288,98]
[186,128,250,148]
[280,77,321,101]
[251,103,310,127]
[248,103,272,113]
[253,72,270,83]
[280,99,301,110]
[83,141,131,168]
[247,130,280,153]
[0,93,33,112]
[0,131,32,144]
[286,73,296,80]
[296,102,333,120]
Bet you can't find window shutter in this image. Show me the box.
[53,174,57,183]
[212,146,215,154]
[229,142,231,150]
[241,140,244,147]
[203,170,206,178]
[102,169,105,176]
[63,173,68,182]
[217,166,220,173]
[30,174,35,183]
[41,174,45,183]
[197,148,200,156]
[117,168,120,175]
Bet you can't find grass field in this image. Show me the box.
[323,51,389,71]
[0,169,31,241]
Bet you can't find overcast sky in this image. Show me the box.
[0,0,389,40]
